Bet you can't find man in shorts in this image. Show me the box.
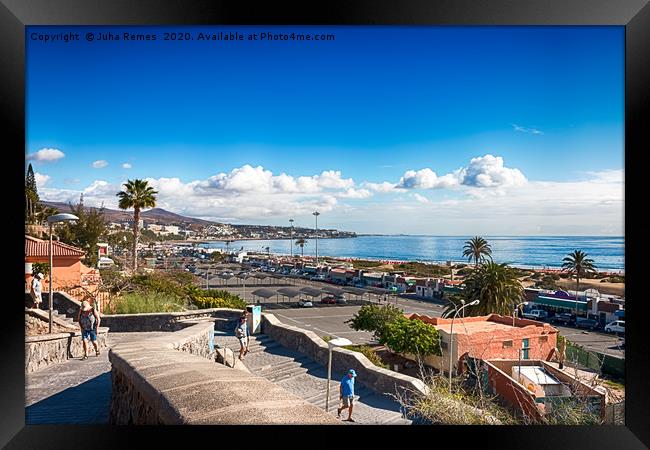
[338,369,357,422]
[78,300,101,360]
[30,273,44,308]
[235,314,249,360]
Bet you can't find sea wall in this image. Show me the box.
[25,327,109,373]
[108,322,339,425]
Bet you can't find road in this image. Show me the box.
[211,277,624,358]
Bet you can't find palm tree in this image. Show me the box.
[562,250,597,295]
[295,238,307,257]
[116,179,158,273]
[462,236,493,266]
[457,262,524,316]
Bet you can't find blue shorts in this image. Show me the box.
[82,329,97,341]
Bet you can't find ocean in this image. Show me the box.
[200,235,624,272]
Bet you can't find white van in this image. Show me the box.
[604,320,625,334]
[522,309,549,320]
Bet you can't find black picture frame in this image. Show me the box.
[1,1,647,448]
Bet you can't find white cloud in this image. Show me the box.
[364,181,401,193]
[413,193,430,203]
[122,163,132,169]
[26,148,65,162]
[34,173,50,188]
[92,160,109,169]
[337,188,372,199]
[512,124,544,135]
[397,154,527,190]
[459,154,527,188]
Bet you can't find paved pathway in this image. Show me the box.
[25,332,168,424]
[217,331,412,425]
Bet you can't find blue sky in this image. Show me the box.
[26,26,624,235]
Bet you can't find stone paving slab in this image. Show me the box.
[25,332,168,424]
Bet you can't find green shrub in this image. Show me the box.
[31,262,49,276]
[322,335,333,343]
[193,294,247,310]
[379,316,441,357]
[345,304,404,340]
[104,292,186,314]
[344,345,388,369]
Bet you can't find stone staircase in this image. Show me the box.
[236,334,411,425]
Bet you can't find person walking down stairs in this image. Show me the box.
[78,301,101,360]
[235,313,250,361]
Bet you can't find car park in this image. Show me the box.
[604,320,625,334]
[575,317,599,330]
[310,275,326,281]
[321,296,337,304]
[521,309,549,320]
[298,298,313,307]
[335,295,347,304]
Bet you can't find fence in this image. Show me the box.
[605,400,625,425]
[565,342,625,380]
[58,285,112,313]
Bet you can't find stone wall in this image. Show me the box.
[260,313,430,399]
[25,327,109,373]
[108,322,340,425]
[101,308,242,332]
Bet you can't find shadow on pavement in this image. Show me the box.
[26,372,112,424]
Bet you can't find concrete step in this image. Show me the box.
[267,362,322,383]
[247,341,282,354]
[255,358,303,375]
[306,385,373,408]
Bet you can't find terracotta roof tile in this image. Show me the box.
[25,235,85,257]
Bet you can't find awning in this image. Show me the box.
[276,287,302,298]
[299,287,324,298]
[366,286,390,295]
[342,287,367,296]
[614,310,625,318]
[321,285,345,296]
[250,288,277,299]
[534,296,588,312]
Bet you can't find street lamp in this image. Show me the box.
[312,211,320,266]
[513,301,529,327]
[448,299,479,392]
[325,337,352,412]
[47,213,79,334]
[289,218,294,257]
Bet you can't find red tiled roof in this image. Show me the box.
[25,235,85,257]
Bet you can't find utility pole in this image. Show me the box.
[313,211,320,266]
[289,218,294,257]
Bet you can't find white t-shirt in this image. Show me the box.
[31,278,42,298]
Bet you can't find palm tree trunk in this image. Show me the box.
[133,207,140,273]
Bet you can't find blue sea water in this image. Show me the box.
[201,236,624,272]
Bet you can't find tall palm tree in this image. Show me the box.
[116,179,158,273]
[462,236,492,266]
[456,262,524,316]
[562,250,597,295]
[295,238,307,257]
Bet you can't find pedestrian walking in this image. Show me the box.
[337,369,357,422]
[235,313,249,360]
[30,273,44,308]
[78,300,101,360]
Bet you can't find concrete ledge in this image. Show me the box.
[101,308,242,332]
[109,322,339,425]
[261,313,430,399]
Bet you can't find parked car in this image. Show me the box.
[310,275,326,281]
[522,309,549,320]
[575,317,599,330]
[298,298,313,308]
[552,313,575,325]
[604,320,625,334]
[335,295,347,304]
[321,296,337,304]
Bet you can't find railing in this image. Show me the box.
[58,285,112,313]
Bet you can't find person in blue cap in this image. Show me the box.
[337,368,357,422]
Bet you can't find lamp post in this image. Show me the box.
[313,211,320,266]
[47,213,79,334]
[513,301,529,327]
[205,266,211,290]
[289,218,294,257]
[326,337,352,412]
[448,299,479,392]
